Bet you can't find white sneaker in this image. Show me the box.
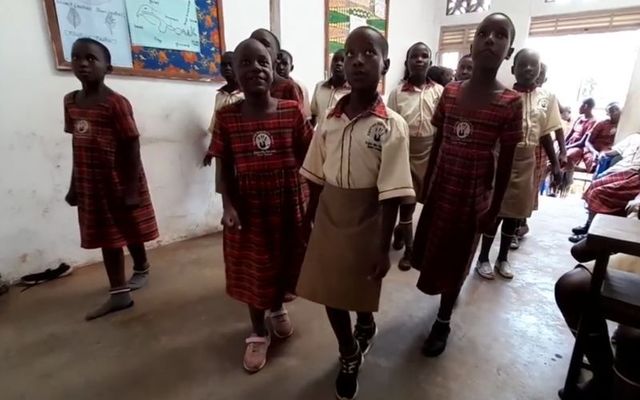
[495,260,514,279]
[475,260,495,280]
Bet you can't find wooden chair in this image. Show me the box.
[562,214,640,398]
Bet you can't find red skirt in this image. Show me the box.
[583,170,640,215]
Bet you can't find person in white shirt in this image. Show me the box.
[310,49,351,128]
[276,49,311,118]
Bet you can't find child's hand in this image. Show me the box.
[203,155,213,167]
[558,152,568,169]
[369,252,391,280]
[222,207,242,230]
[65,191,78,207]
[551,165,562,189]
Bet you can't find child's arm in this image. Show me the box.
[370,198,400,280]
[216,158,241,229]
[121,139,142,207]
[541,134,562,187]
[63,97,77,206]
[555,128,567,166]
[65,169,77,207]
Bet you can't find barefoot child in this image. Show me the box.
[297,27,414,400]
[387,42,443,271]
[475,48,562,280]
[411,13,523,357]
[64,38,159,320]
[208,38,313,373]
[310,49,350,128]
[203,51,243,166]
[276,49,311,118]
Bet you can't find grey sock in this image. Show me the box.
[128,266,149,291]
[85,288,134,321]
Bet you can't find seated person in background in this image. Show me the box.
[564,98,597,170]
[309,49,350,128]
[454,54,473,81]
[570,133,640,242]
[556,201,640,400]
[427,65,454,86]
[276,49,311,118]
[567,102,621,173]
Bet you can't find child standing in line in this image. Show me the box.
[310,49,351,128]
[207,38,313,373]
[454,54,473,81]
[297,27,414,400]
[276,49,311,118]
[387,42,443,271]
[203,51,243,166]
[64,38,159,320]
[475,48,562,280]
[411,13,523,357]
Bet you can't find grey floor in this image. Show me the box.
[0,197,585,400]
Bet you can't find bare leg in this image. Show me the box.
[326,307,358,355]
[398,203,416,271]
[86,248,133,320]
[127,243,150,290]
[422,285,463,357]
[249,306,268,337]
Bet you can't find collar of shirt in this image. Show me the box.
[401,80,435,92]
[513,83,537,93]
[327,93,388,120]
[218,85,241,94]
[321,78,350,90]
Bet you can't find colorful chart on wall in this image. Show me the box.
[325,0,389,91]
[44,0,225,82]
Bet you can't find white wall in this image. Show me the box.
[0,0,269,281]
[619,48,640,138]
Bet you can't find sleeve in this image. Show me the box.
[300,127,326,185]
[301,83,311,118]
[377,116,415,201]
[209,111,228,158]
[63,94,73,134]
[293,108,314,165]
[207,92,222,134]
[112,96,140,140]
[286,81,305,108]
[500,96,524,146]
[430,86,448,129]
[310,83,320,116]
[542,93,562,136]
[387,87,399,113]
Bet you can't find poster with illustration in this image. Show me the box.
[125,0,201,53]
[54,0,133,68]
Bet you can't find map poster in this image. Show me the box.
[54,0,133,68]
[125,0,202,53]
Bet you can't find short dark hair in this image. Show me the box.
[483,12,516,45]
[74,37,111,64]
[512,48,539,66]
[459,54,472,61]
[278,49,293,62]
[583,98,596,108]
[403,42,432,81]
[606,102,620,111]
[251,28,281,51]
[349,26,388,58]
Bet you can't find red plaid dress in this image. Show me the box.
[584,170,640,215]
[64,92,159,249]
[413,82,523,294]
[210,100,313,309]
[271,79,304,106]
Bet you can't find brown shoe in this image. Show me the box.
[243,334,270,373]
[270,308,294,339]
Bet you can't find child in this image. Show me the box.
[571,102,621,172]
[64,38,159,320]
[411,13,523,357]
[427,66,454,86]
[250,29,305,106]
[207,38,312,373]
[203,51,243,166]
[475,48,562,280]
[276,49,311,118]
[297,26,413,399]
[387,42,443,271]
[454,54,473,81]
[310,49,350,128]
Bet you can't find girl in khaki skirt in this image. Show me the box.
[476,48,562,280]
[297,27,414,400]
[387,42,443,271]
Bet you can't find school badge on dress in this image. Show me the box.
[537,97,549,110]
[75,120,90,134]
[454,121,472,139]
[253,131,274,156]
[365,122,389,151]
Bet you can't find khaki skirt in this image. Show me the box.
[296,184,383,312]
[500,145,536,219]
[409,136,434,203]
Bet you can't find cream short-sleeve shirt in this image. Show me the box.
[387,81,443,138]
[518,87,562,147]
[207,89,244,133]
[310,80,351,128]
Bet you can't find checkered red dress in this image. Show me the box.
[64,91,159,249]
[210,100,313,309]
[271,79,304,105]
[412,82,523,294]
[583,170,640,215]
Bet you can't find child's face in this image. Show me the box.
[250,30,279,68]
[71,42,111,84]
[406,44,431,79]
[579,101,592,115]
[344,29,389,91]
[513,50,540,87]
[276,53,292,78]
[472,14,514,70]
[220,53,235,82]
[330,51,346,80]
[561,107,571,121]
[535,64,547,87]
[442,68,454,85]
[455,57,473,81]
[234,40,273,95]
[608,105,622,123]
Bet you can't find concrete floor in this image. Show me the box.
[0,197,586,400]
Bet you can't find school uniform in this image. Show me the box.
[297,95,414,312]
[500,85,562,219]
[566,115,597,146]
[293,78,312,119]
[64,91,159,249]
[412,81,523,295]
[272,79,305,110]
[207,87,244,133]
[387,80,444,200]
[567,119,618,172]
[310,79,351,127]
[209,100,313,310]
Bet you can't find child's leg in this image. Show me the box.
[127,243,150,290]
[86,248,133,320]
[249,306,269,336]
[269,301,294,339]
[326,306,362,400]
[495,218,518,279]
[422,285,462,357]
[397,203,416,271]
[326,307,358,355]
[354,312,377,355]
[244,306,270,373]
[476,218,501,279]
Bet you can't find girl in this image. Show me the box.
[64,38,159,320]
[203,51,243,167]
[208,38,312,373]
[411,13,523,357]
[387,42,443,271]
[475,48,562,280]
[297,26,413,400]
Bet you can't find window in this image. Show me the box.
[446,0,491,16]
[437,24,475,66]
[530,7,640,37]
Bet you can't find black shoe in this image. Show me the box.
[398,247,413,271]
[354,322,378,356]
[421,321,451,357]
[336,345,363,400]
[392,225,404,251]
[557,377,611,400]
[569,234,587,243]
[572,225,589,235]
[20,263,72,285]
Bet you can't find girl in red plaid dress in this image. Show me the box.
[412,13,523,357]
[207,38,312,373]
[64,38,159,321]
